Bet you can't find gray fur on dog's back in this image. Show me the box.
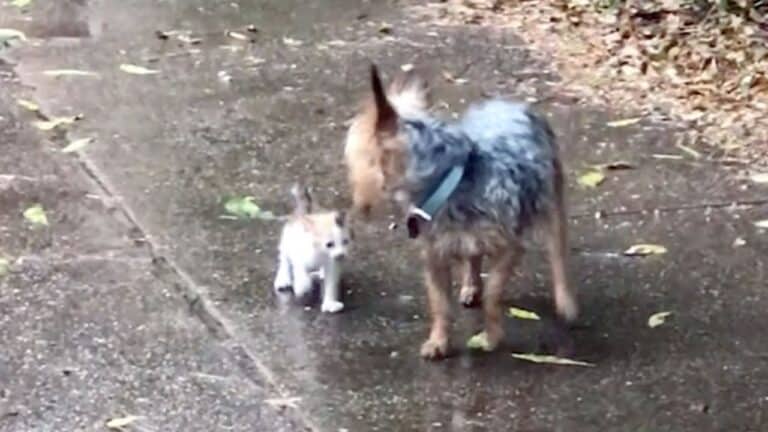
[401,99,558,235]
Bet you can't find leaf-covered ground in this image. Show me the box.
[418,0,768,166]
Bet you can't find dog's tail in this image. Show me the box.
[290,182,312,215]
[547,159,578,323]
[387,68,431,118]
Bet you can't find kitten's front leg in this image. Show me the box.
[273,250,293,292]
[320,259,344,313]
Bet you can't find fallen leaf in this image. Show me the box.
[511,353,595,367]
[0,28,27,43]
[648,311,672,328]
[106,415,143,429]
[119,64,160,75]
[32,115,81,131]
[223,196,275,220]
[264,397,301,409]
[577,169,605,188]
[282,37,303,46]
[0,257,10,277]
[754,220,768,229]
[442,71,469,85]
[227,31,249,41]
[623,244,667,256]
[508,306,540,320]
[750,173,768,184]
[676,142,702,159]
[606,117,641,128]
[42,69,99,77]
[16,99,39,112]
[61,137,93,153]
[651,153,684,160]
[23,204,48,226]
[466,331,492,351]
[11,0,32,7]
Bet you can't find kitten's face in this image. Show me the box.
[308,211,352,260]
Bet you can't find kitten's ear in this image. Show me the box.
[334,210,347,227]
[370,64,397,136]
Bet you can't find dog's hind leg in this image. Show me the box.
[483,246,522,351]
[547,159,578,322]
[420,248,453,360]
[459,255,483,308]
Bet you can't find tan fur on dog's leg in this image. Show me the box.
[483,247,521,351]
[548,159,578,322]
[459,255,483,308]
[420,249,452,360]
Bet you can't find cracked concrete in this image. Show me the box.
[2,0,768,431]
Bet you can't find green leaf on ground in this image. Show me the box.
[119,64,160,75]
[223,196,275,220]
[0,28,27,43]
[623,244,667,256]
[0,257,10,277]
[577,169,605,188]
[606,117,641,128]
[23,204,48,226]
[511,353,595,367]
[32,115,80,131]
[754,220,768,229]
[508,306,540,320]
[16,99,39,112]
[648,311,672,328]
[61,137,93,153]
[106,415,142,429]
[466,331,492,351]
[11,0,32,8]
[43,69,100,78]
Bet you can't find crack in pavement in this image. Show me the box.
[68,148,321,432]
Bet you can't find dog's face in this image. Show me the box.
[344,65,429,217]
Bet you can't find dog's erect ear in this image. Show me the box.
[370,64,397,136]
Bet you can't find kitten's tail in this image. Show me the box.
[290,182,312,215]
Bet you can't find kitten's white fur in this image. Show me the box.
[273,184,350,313]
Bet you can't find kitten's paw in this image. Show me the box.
[321,300,345,313]
[273,276,292,293]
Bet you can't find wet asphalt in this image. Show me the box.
[2,0,768,431]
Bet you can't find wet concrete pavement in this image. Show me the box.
[2,0,768,431]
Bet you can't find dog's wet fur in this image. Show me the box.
[344,65,577,360]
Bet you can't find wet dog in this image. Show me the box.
[344,65,577,359]
[273,183,351,313]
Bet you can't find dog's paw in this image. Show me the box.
[459,285,482,308]
[420,337,449,360]
[321,300,345,314]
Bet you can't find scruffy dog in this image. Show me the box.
[273,183,351,313]
[344,65,577,359]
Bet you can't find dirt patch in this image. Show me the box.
[413,0,768,167]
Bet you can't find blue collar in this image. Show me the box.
[406,165,465,238]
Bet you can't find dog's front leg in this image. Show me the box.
[420,248,452,360]
[483,246,522,351]
[459,255,483,308]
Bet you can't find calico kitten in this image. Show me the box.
[273,183,351,313]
